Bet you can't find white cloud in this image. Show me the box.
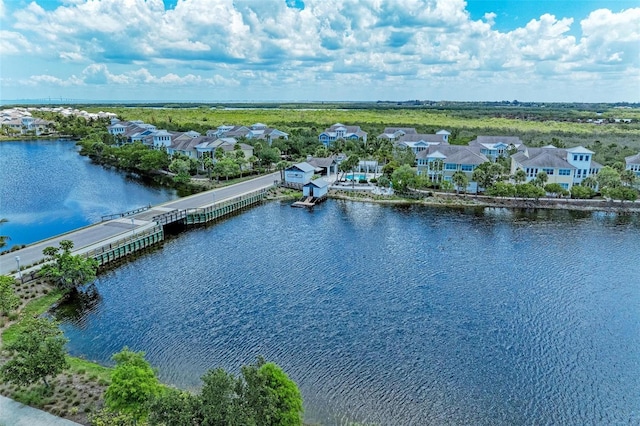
[1,0,638,101]
[23,74,84,87]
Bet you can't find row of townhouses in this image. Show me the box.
[105,119,640,191]
[1,108,53,136]
[321,124,640,192]
[1,107,118,136]
[107,119,292,162]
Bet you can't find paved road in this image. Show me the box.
[0,395,81,426]
[0,173,280,276]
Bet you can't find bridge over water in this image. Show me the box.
[0,173,280,278]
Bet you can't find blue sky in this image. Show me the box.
[0,0,638,103]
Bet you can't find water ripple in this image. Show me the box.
[59,201,640,425]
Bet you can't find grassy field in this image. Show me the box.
[81,104,640,150]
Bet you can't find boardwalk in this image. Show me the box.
[0,173,280,276]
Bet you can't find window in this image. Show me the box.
[573,155,578,161]
[461,164,473,171]
[559,169,571,176]
[542,168,554,175]
[584,155,589,162]
[445,163,457,170]
[560,183,569,189]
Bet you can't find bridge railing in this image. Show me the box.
[101,205,152,222]
[81,224,165,260]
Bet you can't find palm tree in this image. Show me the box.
[512,168,527,184]
[451,171,469,194]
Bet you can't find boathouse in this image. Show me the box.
[303,179,329,198]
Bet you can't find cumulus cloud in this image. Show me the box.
[1,0,638,101]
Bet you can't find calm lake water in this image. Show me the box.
[0,140,178,249]
[58,200,640,425]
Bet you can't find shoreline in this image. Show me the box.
[327,188,640,213]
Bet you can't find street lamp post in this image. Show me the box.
[15,255,23,284]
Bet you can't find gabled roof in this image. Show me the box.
[416,145,488,164]
[625,153,640,165]
[287,162,315,173]
[566,146,594,154]
[304,179,329,189]
[475,136,523,145]
[444,147,488,165]
[398,133,446,143]
[307,157,337,168]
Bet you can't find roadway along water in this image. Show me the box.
[59,200,640,425]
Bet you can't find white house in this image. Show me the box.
[510,145,601,190]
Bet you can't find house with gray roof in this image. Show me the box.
[284,162,317,185]
[307,156,338,177]
[377,127,417,140]
[469,136,524,160]
[625,153,640,178]
[396,133,449,154]
[206,123,288,145]
[319,123,367,147]
[510,145,601,189]
[416,145,489,192]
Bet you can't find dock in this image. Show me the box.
[291,194,327,208]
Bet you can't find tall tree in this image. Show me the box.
[451,171,469,194]
[242,357,303,426]
[391,165,416,193]
[147,388,202,426]
[200,368,249,426]
[0,317,69,387]
[596,166,621,191]
[105,348,162,422]
[38,240,98,294]
[512,168,527,184]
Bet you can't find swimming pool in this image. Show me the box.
[346,173,367,181]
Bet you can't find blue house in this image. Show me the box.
[284,162,316,185]
[303,179,329,198]
[319,123,367,147]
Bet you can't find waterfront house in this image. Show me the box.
[284,162,316,185]
[625,153,640,178]
[319,123,367,147]
[510,145,601,189]
[1,113,52,136]
[303,179,329,198]
[166,131,202,158]
[416,145,489,192]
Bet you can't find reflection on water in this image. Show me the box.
[0,140,178,249]
[59,201,640,425]
[53,286,102,330]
